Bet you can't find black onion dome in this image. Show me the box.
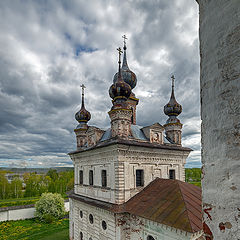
[164,76,182,117]
[109,72,132,101]
[75,107,91,123]
[109,47,132,102]
[113,45,137,89]
[75,85,91,123]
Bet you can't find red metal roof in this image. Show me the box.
[69,178,202,233]
[124,178,202,233]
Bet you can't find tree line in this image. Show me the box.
[0,169,74,200]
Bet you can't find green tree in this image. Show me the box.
[0,172,10,199]
[10,177,23,198]
[35,192,66,222]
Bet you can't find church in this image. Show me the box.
[68,37,203,240]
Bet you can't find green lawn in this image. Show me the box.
[0,194,69,208]
[0,197,40,208]
[0,218,69,240]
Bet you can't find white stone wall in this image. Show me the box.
[197,0,240,238]
[70,200,202,240]
[70,199,116,240]
[71,144,189,204]
[116,214,202,240]
[0,202,69,222]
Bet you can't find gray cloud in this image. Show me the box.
[0,0,200,168]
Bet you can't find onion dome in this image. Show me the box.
[164,75,182,117]
[113,35,137,89]
[75,84,91,123]
[109,47,132,103]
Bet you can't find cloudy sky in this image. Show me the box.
[0,0,200,168]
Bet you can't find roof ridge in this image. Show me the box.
[177,181,194,232]
[178,181,202,233]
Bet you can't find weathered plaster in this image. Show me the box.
[197,0,240,238]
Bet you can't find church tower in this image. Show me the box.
[68,38,201,240]
[164,75,183,145]
[108,47,132,138]
[113,35,139,125]
[74,84,91,149]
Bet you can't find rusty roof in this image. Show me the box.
[70,178,202,233]
[124,178,202,233]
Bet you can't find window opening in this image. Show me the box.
[101,170,107,187]
[89,214,94,224]
[136,169,144,187]
[147,235,155,240]
[89,170,93,186]
[102,220,107,230]
[79,170,83,185]
[169,169,176,180]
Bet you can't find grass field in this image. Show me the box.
[0,194,68,208]
[0,218,69,240]
[0,197,40,208]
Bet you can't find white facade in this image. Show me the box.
[71,143,188,205]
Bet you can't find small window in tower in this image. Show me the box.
[101,170,107,188]
[136,169,144,187]
[131,107,134,124]
[89,170,93,186]
[80,231,83,240]
[169,169,176,180]
[79,170,83,185]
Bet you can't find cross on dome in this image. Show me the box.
[171,75,175,88]
[122,34,127,47]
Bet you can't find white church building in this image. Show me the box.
[68,38,203,240]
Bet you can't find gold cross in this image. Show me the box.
[122,34,127,45]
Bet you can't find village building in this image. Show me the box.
[69,37,203,240]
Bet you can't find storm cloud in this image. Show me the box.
[0,0,200,168]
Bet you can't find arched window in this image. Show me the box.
[147,235,155,240]
[136,169,144,187]
[89,214,94,224]
[89,170,93,186]
[102,220,107,230]
[101,170,107,187]
[80,231,83,240]
[79,210,83,218]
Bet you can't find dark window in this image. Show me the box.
[169,169,176,180]
[79,170,83,185]
[80,232,83,240]
[131,108,134,124]
[136,170,144,187]
[89,214,94,224]
[79,210,83,218]
[89,170,93,186]
[101,170,107,187]
[147,235,155,240]
[102,220,107,230]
